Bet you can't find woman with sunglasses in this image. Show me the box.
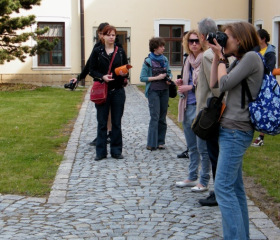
[175,30,211,193]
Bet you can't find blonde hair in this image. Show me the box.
[182,29,204,55]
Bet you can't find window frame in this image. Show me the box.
[31,16,71,71]
[37,22,65,66]
[159,24,184,67]
[154,19,190,68]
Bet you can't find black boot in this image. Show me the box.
[177,149,189,158]
[89,137,97,146]
[198,191,218,206]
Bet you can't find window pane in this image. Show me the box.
[164,41,170,53]
[54,40,62,51]
[159,26,170,37]
[172,26,182,38]
[39,24,63,37]
[52,53,63,64]
[172,41,181,52]
[39,53,50,64]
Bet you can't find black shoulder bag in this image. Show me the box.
[191,92,225,140]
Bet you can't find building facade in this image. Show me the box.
[0,0,279,86]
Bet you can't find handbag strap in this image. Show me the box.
[213,92,225,107]
[108,46,118,74]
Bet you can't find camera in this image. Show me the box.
[165,75,172,82]
[206,31,228,47]
[64,78,78,90]
[177,75,185,99]
[154,68,171,82]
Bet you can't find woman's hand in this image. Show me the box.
[102,74,114,82]
[175,78,183,86]
[178,85,192,94]
[148,73,167,82]
[157,73,167,80]
[209,38,224,59]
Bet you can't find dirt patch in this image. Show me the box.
[0,83,39,91]
[244,175,280,228]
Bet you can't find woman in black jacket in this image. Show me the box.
[89,25,128,161]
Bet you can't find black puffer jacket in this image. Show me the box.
[89,44,128,90]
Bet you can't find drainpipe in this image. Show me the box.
[248,0,253,23]
[80,0,85,86]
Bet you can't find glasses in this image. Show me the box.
[188,39,200,44]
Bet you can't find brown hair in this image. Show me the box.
[101,25,117,43]
[222,22,259,58]
[149,37,165,52]
[182,29,204,55]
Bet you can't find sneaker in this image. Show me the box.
[177,149,189,158]
[198,191,218,206]
[191,184,208,192]
[176,180,197,188]
[89,138,97,146]
[251,137,264,147]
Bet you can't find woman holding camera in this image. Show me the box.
[209,22,263,240]
[140,37,172,150]
[175,30,210,192]
[89,25,128,161]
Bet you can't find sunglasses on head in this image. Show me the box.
[188,39,200,44]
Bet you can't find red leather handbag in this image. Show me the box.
[90,81,108,104]
[90,46,118,104]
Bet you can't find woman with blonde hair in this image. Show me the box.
[175,30,210,193]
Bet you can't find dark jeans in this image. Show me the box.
[95,88,126,157]
[206,132,219,181]
[147,88,169,148]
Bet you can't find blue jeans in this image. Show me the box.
[95,88,126,157]
[183,104,210,187]
[214,127,254,240]
[147,89,169,148]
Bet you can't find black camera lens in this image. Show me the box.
[206,31,228,48]
[64,79,77,90]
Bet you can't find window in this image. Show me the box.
[37,22,65,66]
[159,25,183,66]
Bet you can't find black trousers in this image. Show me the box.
[95,88,126,157]
[206,132,219,181]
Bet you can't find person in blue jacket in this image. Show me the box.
[251,28,276,147]
[140,37,172,151]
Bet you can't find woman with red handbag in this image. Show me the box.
[89,25,128,161]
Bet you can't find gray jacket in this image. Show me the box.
[220,51,264,130]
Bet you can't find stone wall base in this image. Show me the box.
[0,74,92,87]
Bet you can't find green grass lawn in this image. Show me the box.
[0,86,86,196]
[137,84,280,203]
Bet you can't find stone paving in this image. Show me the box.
[0,85,279,240]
